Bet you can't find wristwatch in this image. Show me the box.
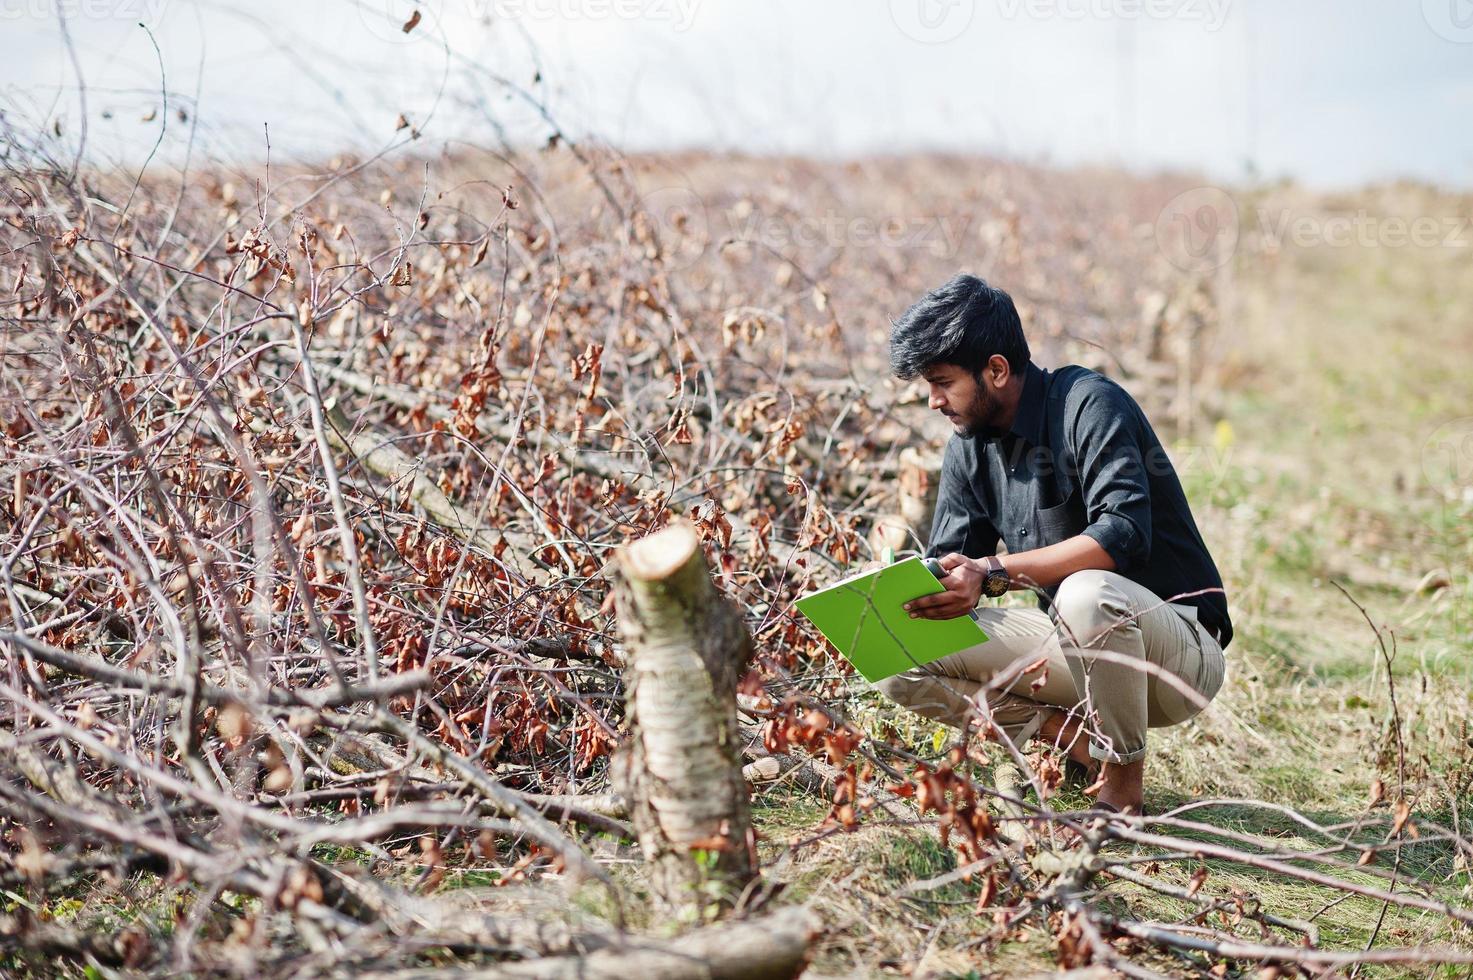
[980,555,1010,597]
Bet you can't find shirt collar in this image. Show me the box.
[1008,361,1048,446]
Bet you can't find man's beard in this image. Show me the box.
[955,383,1008,441]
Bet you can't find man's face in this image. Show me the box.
[923,362,1007,440]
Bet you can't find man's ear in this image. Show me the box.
[987,354,1011,389]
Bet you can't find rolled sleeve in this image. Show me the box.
[1068,380,1153,573]
[926,438,1000,560]
[1082,515,1145,572]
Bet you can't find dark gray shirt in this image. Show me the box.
[925,361,1233,648]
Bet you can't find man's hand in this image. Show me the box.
[903,553,984,620]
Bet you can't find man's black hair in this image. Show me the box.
[889,273,1030,380]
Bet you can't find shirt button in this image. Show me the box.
[1019,528,1028,537]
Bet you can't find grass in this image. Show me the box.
[14,183,1468,979]
[744,184,1473,976]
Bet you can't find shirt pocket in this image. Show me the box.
[1036,489,1086,544]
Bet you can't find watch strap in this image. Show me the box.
[982,555,1009,595]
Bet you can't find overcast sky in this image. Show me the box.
[3,0,1471,189]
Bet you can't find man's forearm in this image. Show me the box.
[998,534,1116,590]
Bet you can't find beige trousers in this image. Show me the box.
[875,569,1226,764]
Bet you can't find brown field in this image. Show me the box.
[2,135,1471,976]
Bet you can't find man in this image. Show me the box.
[877,273,1230,814]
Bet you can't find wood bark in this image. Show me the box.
[868,448,939,555]
[611,521,755,914]
[368,908,820,980]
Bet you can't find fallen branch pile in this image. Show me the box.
[2,79,1468,976]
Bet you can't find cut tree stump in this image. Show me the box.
[611,521,756,915]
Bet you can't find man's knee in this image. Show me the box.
[874,668,964,729]
[1051,569,1134,647]
[875,669,926,708]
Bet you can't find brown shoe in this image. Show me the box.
[1063,757,1100,788]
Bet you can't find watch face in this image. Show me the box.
[984,573,1008,597]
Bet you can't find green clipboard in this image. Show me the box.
[795,556,989,683]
